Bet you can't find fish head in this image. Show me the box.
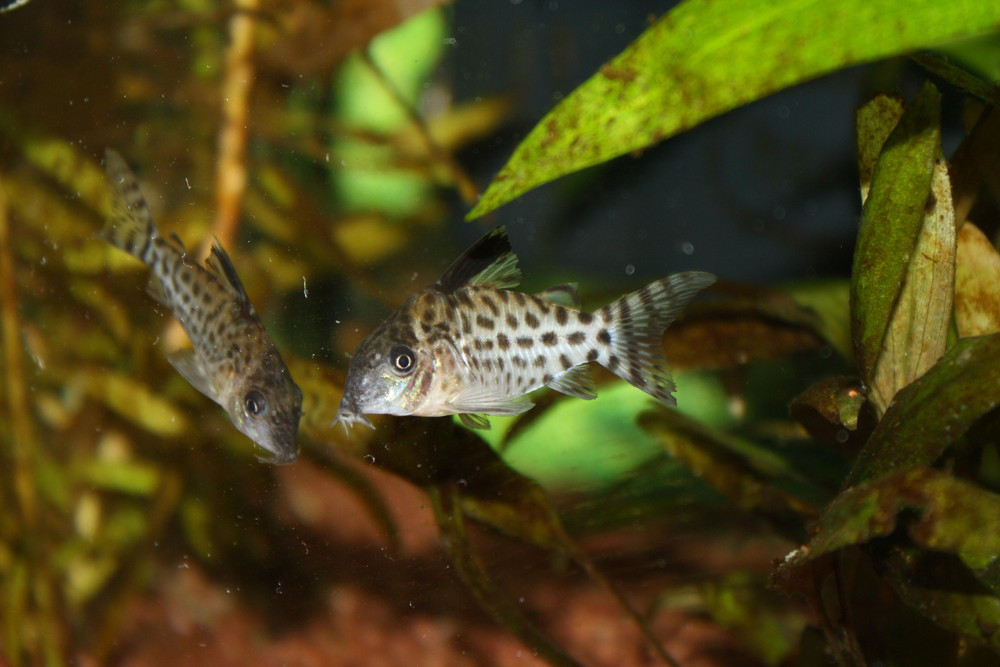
[334,306,442,431]
[227,364,303,464]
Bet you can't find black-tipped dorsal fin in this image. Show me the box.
[536,283,581,308]
[204,239,254,310]
[435,226,521,293]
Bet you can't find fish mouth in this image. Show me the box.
[254,441,300,465]
[331,405,374,434]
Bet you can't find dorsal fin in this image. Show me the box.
[204,239,254,310]
[435,226,521,293]
[536,283,581,308]
[168,232,188,255]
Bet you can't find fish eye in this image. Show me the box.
[245,390,267,417]
[388,344,416,376]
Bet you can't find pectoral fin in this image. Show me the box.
[448,388,534,418]
[166,349,219,404]
[458,413,492,430]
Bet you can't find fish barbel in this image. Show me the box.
[103,149,302,463]
[334,226,715,431]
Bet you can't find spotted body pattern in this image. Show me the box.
[104,149,302,463]
[334,227,715,430]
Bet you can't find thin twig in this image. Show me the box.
[208,0,260,255]
[168,1,260,351]
[0,174,36,527]
[360,48,480,206]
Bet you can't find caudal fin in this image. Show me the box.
[595,271,715,405]
[103,149,158,262]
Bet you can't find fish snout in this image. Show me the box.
[331,403,374,433]
[256,443,300,465]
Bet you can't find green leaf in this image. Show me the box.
[781,467,1000,649]
[848,333,1000,486]
[869,143,955,414]
[467,0,1000,218]
[640,409,830,532]
[884,545,1000,652]
[789,468,1000,568]
[851,83,941,404]
[856,95,905,203]
[77,370,190,438]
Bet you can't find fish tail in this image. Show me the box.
[103,149,159,263]
[595,271,715,405]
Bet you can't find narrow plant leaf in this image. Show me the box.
[663,287,828,370]
[851,83,941,401]
[870,153,955,414]
[857,95,905,204]
[884,546,1000,652]
[430,486,584,667]
[784,280,853,361]
[467,1,1000,218]
[955,222,1000,336]
[640,409,827,532]
[79,370,190,437]
[912,52,1000,107]
[847,333,1000,486]
[950,105,1000,224]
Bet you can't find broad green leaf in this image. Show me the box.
[955,222,1000,336]
[847,333,1000,486]
[782,468,1000,649]
[789,467,1000,570]
[851,83,941,403]
[467,0,1000,218]
[870,151,955,414]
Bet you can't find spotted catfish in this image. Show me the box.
[334,226,715,430]
[103,149,302,463]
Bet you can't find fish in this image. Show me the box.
[333,226,715,431]
[103,149,303,463]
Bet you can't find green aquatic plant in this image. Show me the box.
[1,1,1000,666]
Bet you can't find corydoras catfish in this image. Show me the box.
[334,226,714,430]
[103,149,302,463]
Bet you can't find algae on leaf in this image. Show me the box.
[469,0,1000,219]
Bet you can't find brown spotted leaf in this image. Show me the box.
[781,467,1000,650]
[851,83,945,415]
[869,153,955,415]
[789,376,873,450]
[640,409,829,533]
[955,222,1000,337]
[847,333,1000,486]
[856,94,904,204]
